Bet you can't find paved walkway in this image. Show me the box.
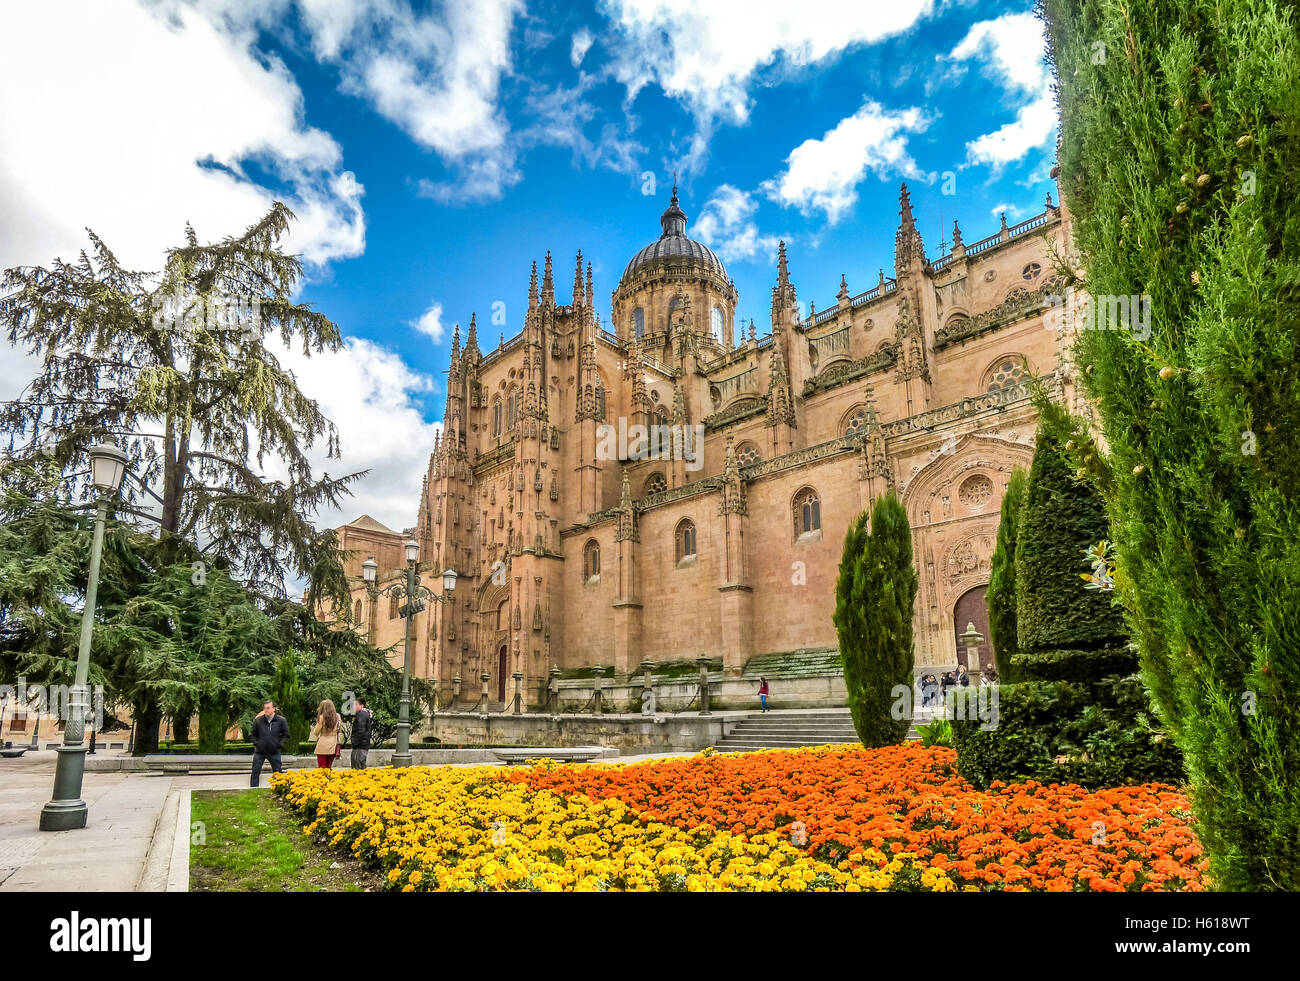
[0,747,695,891]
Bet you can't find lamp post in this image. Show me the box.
[41,444,127,832]
[363,543,456,767]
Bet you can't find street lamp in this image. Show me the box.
[366,540,456,767]
[41,443,127,831]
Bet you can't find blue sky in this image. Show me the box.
[0,0,1059,532]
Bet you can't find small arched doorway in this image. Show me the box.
[497,646,508,703]
[953,585,992,671]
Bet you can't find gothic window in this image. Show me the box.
[633,307,645,339]
[497,599,510,632]
[389,594,400,619]
[492,397,502,436]
[710,307,724,344]
[644,472,667,496]
[735,442,761,467]
[794,488,821,538]
[985,357,1028,393]
[506,388,519,430]
[354,599,363,623]
[1022,262,1042,282]
[841,405,866,438]
[584,540,601,582]
[676,519,697,563]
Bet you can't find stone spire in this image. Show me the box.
[765,328,797,428]
[541,250,554,307]
[951,219,963,251]
[528,259,539,312]
[465,311,479,359]
[771,240,798,325]
[572,250,584,306]
[838,273,849,303]
[585,261,594,315]
[894,182,926,271]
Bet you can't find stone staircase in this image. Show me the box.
[712,709,927,753]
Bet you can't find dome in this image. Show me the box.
[620,186,729,285]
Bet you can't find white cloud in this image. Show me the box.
[298,0,526,203]
[693,185,780,262]
[761,100,933,223]
[948,12,1056,167]
[517,78,646,178]
[409,301,447,343]
[0,0,364,274]
[602,0,940,132]
[571,27,595,67]
[271,334,442,535]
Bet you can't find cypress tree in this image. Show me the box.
[986,466,1027,681]
[1014,431,1125,655]
[1040,0,1300,888]
[834,492,917,747]
[271,654,306,753]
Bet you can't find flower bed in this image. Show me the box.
[271,744,1206,892]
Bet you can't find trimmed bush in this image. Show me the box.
[1010,647,1140,685]
[952,678,1184,790]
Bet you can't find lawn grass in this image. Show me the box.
[189,789,384,892]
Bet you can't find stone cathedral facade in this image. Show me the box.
[336,179,1081,709]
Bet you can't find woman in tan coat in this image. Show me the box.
[311,699,343,769]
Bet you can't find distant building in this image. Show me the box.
[334,180,1083,708]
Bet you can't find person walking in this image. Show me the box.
[757,677,771,712]
[958,666,971,687]
[350,694,372,770]
[310,699,343,770]
[250,700,288,788]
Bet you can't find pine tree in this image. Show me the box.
[834,493,917,747]
[986,466,1027,681]
[1040,0,1300,888]
[0,204,360,602]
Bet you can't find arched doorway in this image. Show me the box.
[953,585,992,671]
[497,646,508,703]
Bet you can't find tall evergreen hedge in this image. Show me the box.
[1015,431,1125,654]
[1040,0,1300,889]
[834,493,917,747]
[986,466,1027,681]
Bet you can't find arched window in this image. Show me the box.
[354,599,363,623]
[497,599,510,631]
[644,472,667,496]
[584,540,600,582]
[492,397,502,436]
[985,357,1027,393]
[735,442,761,467]
[389,594,400,618]
[633,307,645,339]
[506,388,519,430]
[710,307,724,343]
[676,519,697,563]
[842,405,866,438]
[794,488,821,538]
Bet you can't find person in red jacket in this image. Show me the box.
[757,677,770,712]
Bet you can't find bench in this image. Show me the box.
[154,755,302,775]
[491,746,606,765]
[0,747,28,758]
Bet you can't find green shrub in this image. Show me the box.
[916,718,954,748]
[1010,647,1139,684]
[951,678,1184,790]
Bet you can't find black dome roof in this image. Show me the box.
[620,186,729,285]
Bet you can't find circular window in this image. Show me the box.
[958,474,994,510]
[1022,262,1042,282]
[986,359,1027,392]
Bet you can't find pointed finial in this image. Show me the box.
[749,318,756,341]
[899,182,915,224]
[838,273,849,301]
[1000,212,1009,232]
[777,241,789,284]
[529,259,539,309]
[952,219,963,250]
[572,249,584,305]
[1046,191,1055,210]
[585,261,594,308]
[542,250,554,301]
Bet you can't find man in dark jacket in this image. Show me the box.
[250,701,289,787]
[351,695,372,770]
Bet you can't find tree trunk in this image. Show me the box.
[131,698,162,756]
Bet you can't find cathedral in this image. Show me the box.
[336,178,1080,710]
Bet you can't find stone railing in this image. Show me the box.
[741,435,857,480]
[480,332,524,368]
[933,279,1061,349]
[473,440,516,472]
[880,374,1056,438]
[801,345,898,397]
[702,397,766,431]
